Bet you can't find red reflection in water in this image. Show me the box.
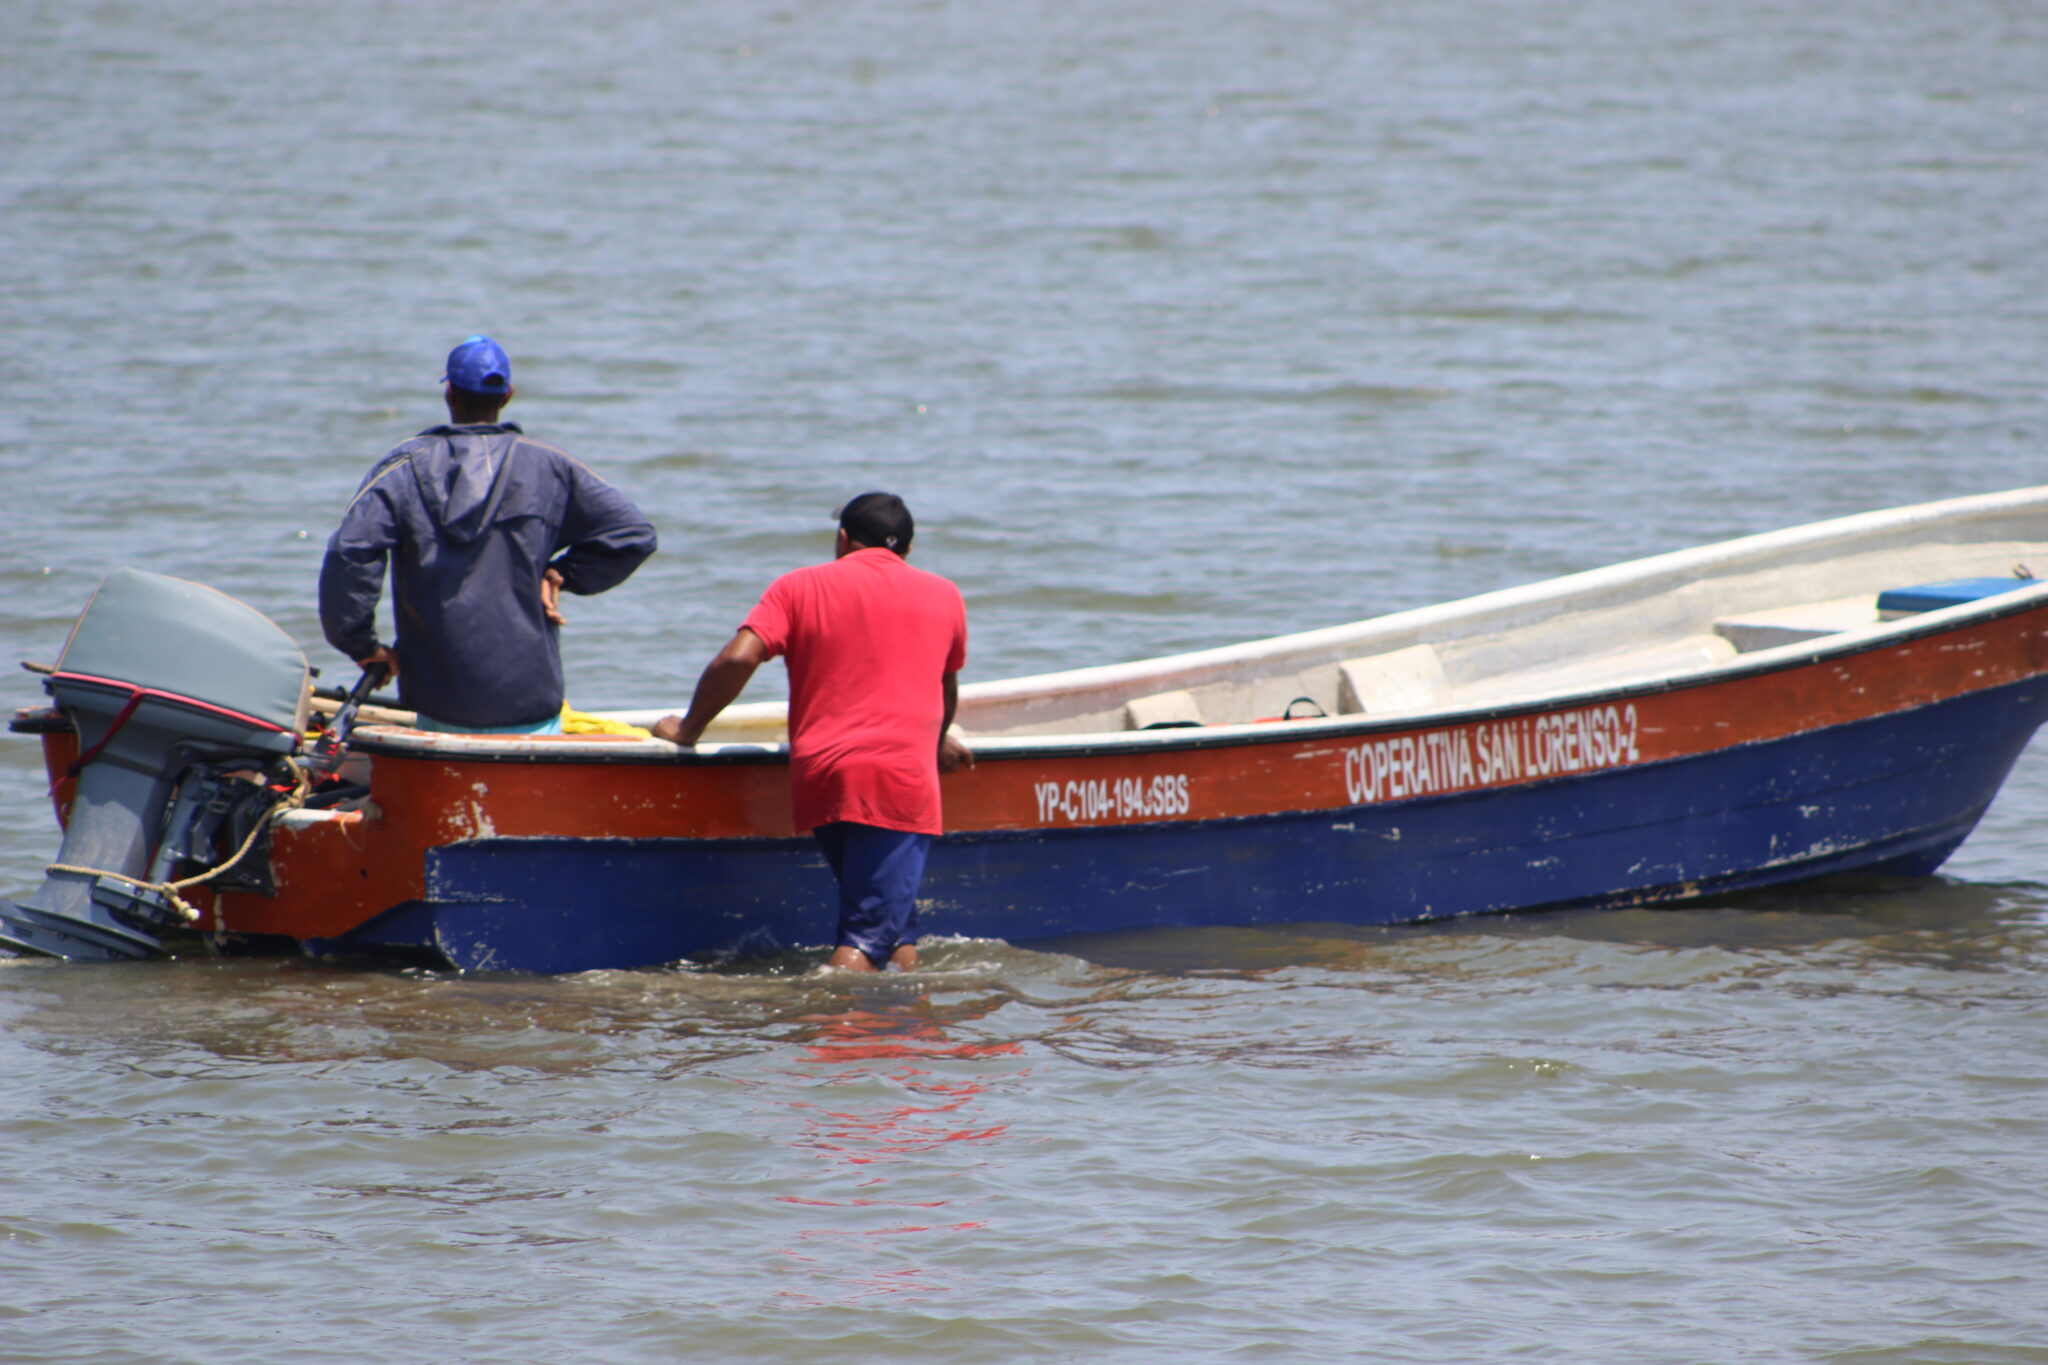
[801,1040,1022,1061]
[767,999,1025,1304]
[775,1196,949,1208]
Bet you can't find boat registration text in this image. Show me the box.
[1035,774,1193,824]
[1344,703,1641,804]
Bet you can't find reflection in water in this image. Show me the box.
[5,872,2041,1089]
[2,898,2046,1357]
[766,990,1024,1304]
[1031,874,2048,979]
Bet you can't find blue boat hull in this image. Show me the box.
[319,676,2048,973]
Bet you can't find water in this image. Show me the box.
[4,0,2048,1359]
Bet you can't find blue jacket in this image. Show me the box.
[319,422,657,728]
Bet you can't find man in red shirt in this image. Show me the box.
[655,493,970,971]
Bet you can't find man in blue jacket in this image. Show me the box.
[319,336,658,733]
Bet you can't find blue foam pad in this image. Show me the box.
[1875,577,2031,614]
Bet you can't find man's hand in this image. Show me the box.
[541,568,567,626]
[653,714,698,746]
[358,646,399,685]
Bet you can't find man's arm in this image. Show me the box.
[938,670,972,772]
[318,485,400,666]
[654,629,771,747]
[552,460,658,596]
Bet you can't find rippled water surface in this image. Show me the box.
[5,0,2048,1360]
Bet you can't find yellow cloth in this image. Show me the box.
[560,704,653,738]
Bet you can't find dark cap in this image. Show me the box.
[442,335,512,396]
[836,491,914,554]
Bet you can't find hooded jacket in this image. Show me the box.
[319,422,657,728]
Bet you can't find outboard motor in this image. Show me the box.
[0,569,311,960]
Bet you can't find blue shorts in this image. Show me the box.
[813,822,932,968]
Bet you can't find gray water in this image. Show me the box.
[4,1,2048,1360]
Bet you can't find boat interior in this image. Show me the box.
[691,492,2048,745]
[319,490,2048,750]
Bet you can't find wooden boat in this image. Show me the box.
[10,486,2048,972]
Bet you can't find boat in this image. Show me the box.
[9,486,2048,972]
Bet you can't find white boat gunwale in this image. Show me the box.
[330,576,2048,768]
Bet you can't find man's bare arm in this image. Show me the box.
[654,629,771,746]
[938,670,972,772]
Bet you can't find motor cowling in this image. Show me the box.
[0,569,311,960]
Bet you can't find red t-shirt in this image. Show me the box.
[742,548,968,835]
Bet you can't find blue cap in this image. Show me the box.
[442,335,512,395]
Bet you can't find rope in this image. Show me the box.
[63,690,146,780]
[45,761,312,929]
